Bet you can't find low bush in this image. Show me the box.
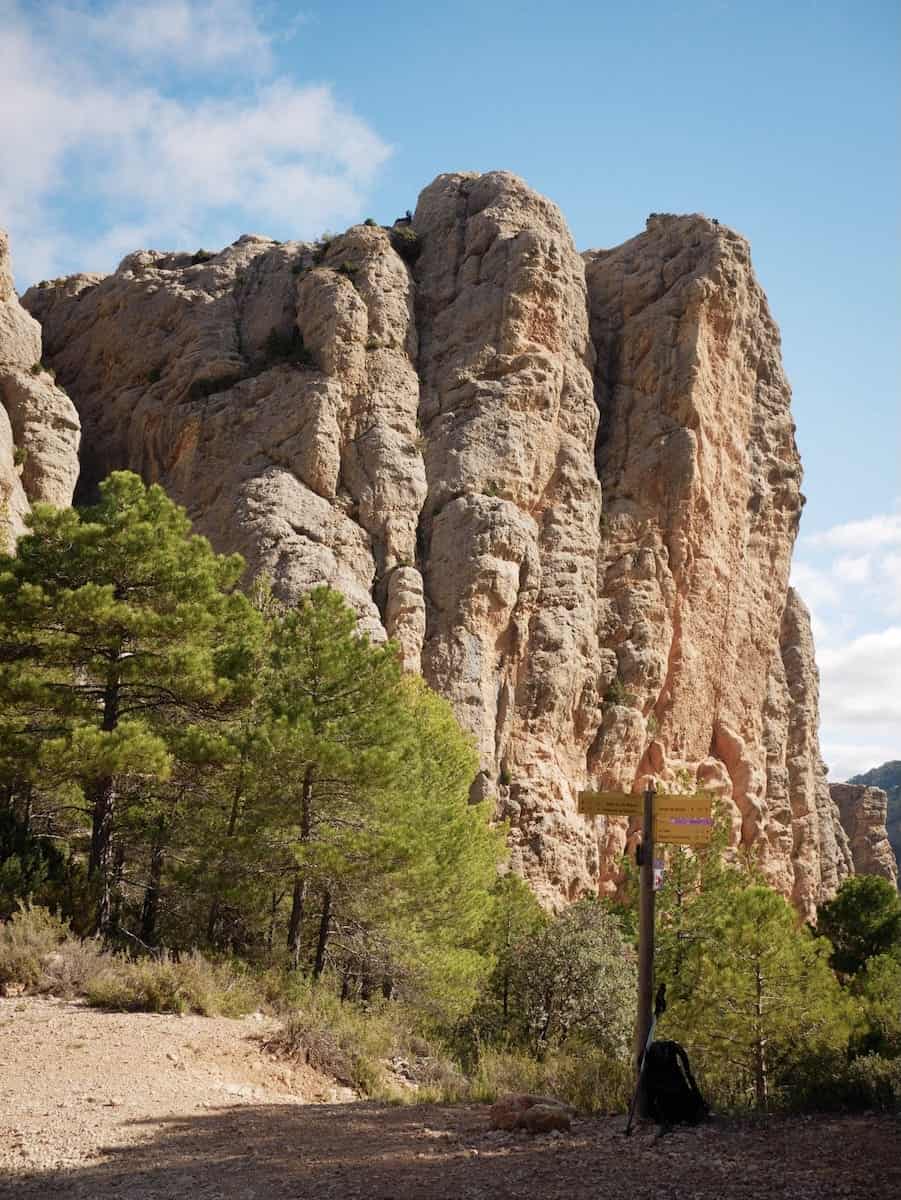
[0,904,71,992]
[265,982,465,1102]
[84,950,260,1017]
[781,1052,901,1113]
[470,1044,632,1114]
[388,225,421,265]
[264,326,315,368]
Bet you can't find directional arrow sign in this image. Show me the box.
[578,790,642,818]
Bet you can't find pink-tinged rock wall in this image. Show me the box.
[22,176,869,913]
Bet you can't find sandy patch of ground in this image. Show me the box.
[1,996,899,1199]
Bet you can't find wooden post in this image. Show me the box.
[635,780,656,1117]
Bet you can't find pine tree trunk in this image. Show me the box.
[287,873,307,969]
[88,776,116,933]
[754,961,768,1109]
[312,889,332,980]
[109,841,126,936]
[287,765,314,970]
[88,671,120,935]
[207,762,246,948]
[140,817,167,946]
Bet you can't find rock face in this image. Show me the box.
[764,588,854,911]
[0,232,80,547]
[849,761,901,882]
[830,783,899,887]
[21,173,879,914]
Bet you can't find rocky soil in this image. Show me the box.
[1,997,898,1200]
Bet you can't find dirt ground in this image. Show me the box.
[2,996,899,1200]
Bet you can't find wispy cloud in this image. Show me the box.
[803,511,901,552]
[0,1,390,285]
[66,0,277,72]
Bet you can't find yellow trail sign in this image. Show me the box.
[578,790,642,818]
[654,815,712,846]
[654,792,713,846]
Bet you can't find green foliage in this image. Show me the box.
[363,218,378,227]
[311,232,334,264]
[0,903,70,991]
[388,225,421,264]
[85,950,260,1016]
[817,874,901,975]
[190,249,215,265]
[661,885,854,1109]
[603,675,636,707]
[29,362,42,376]
[264,326,315,367]
[474,899,635,1059]
[470,1045,633,1114]
[265,980,465,1101]
[0,471,261,931]
[0,809,81,920]
[12,447,27,468]
[782,1052,901,1113]
[851,953,901,1057]
[147,366,162,384]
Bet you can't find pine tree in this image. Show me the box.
[661,885,853,1108]
[0,472,261,933]
[259,587,414,969]
[817,874,901,976]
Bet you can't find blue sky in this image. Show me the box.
[2,0,898,777]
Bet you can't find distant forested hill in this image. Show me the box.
[850,761,901,876]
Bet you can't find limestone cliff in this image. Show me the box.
[0,232,80,548]
[21,173,865,913]
[830,783,899,887]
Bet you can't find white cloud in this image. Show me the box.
[792,511,901,779]
[0,1,390,284]
[832,554,871,585]
[821,738,901,784]
[71,0,276,72]
[817,626,901,740]
[804,512,901,552]
[789,561,841,610]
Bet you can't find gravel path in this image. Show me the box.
[2,996,899,1199]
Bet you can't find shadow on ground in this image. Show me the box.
[3,1101,899,1200]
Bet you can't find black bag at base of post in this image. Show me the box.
[642,1040,709,1126]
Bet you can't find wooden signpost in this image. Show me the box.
[577,782,713,1116]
